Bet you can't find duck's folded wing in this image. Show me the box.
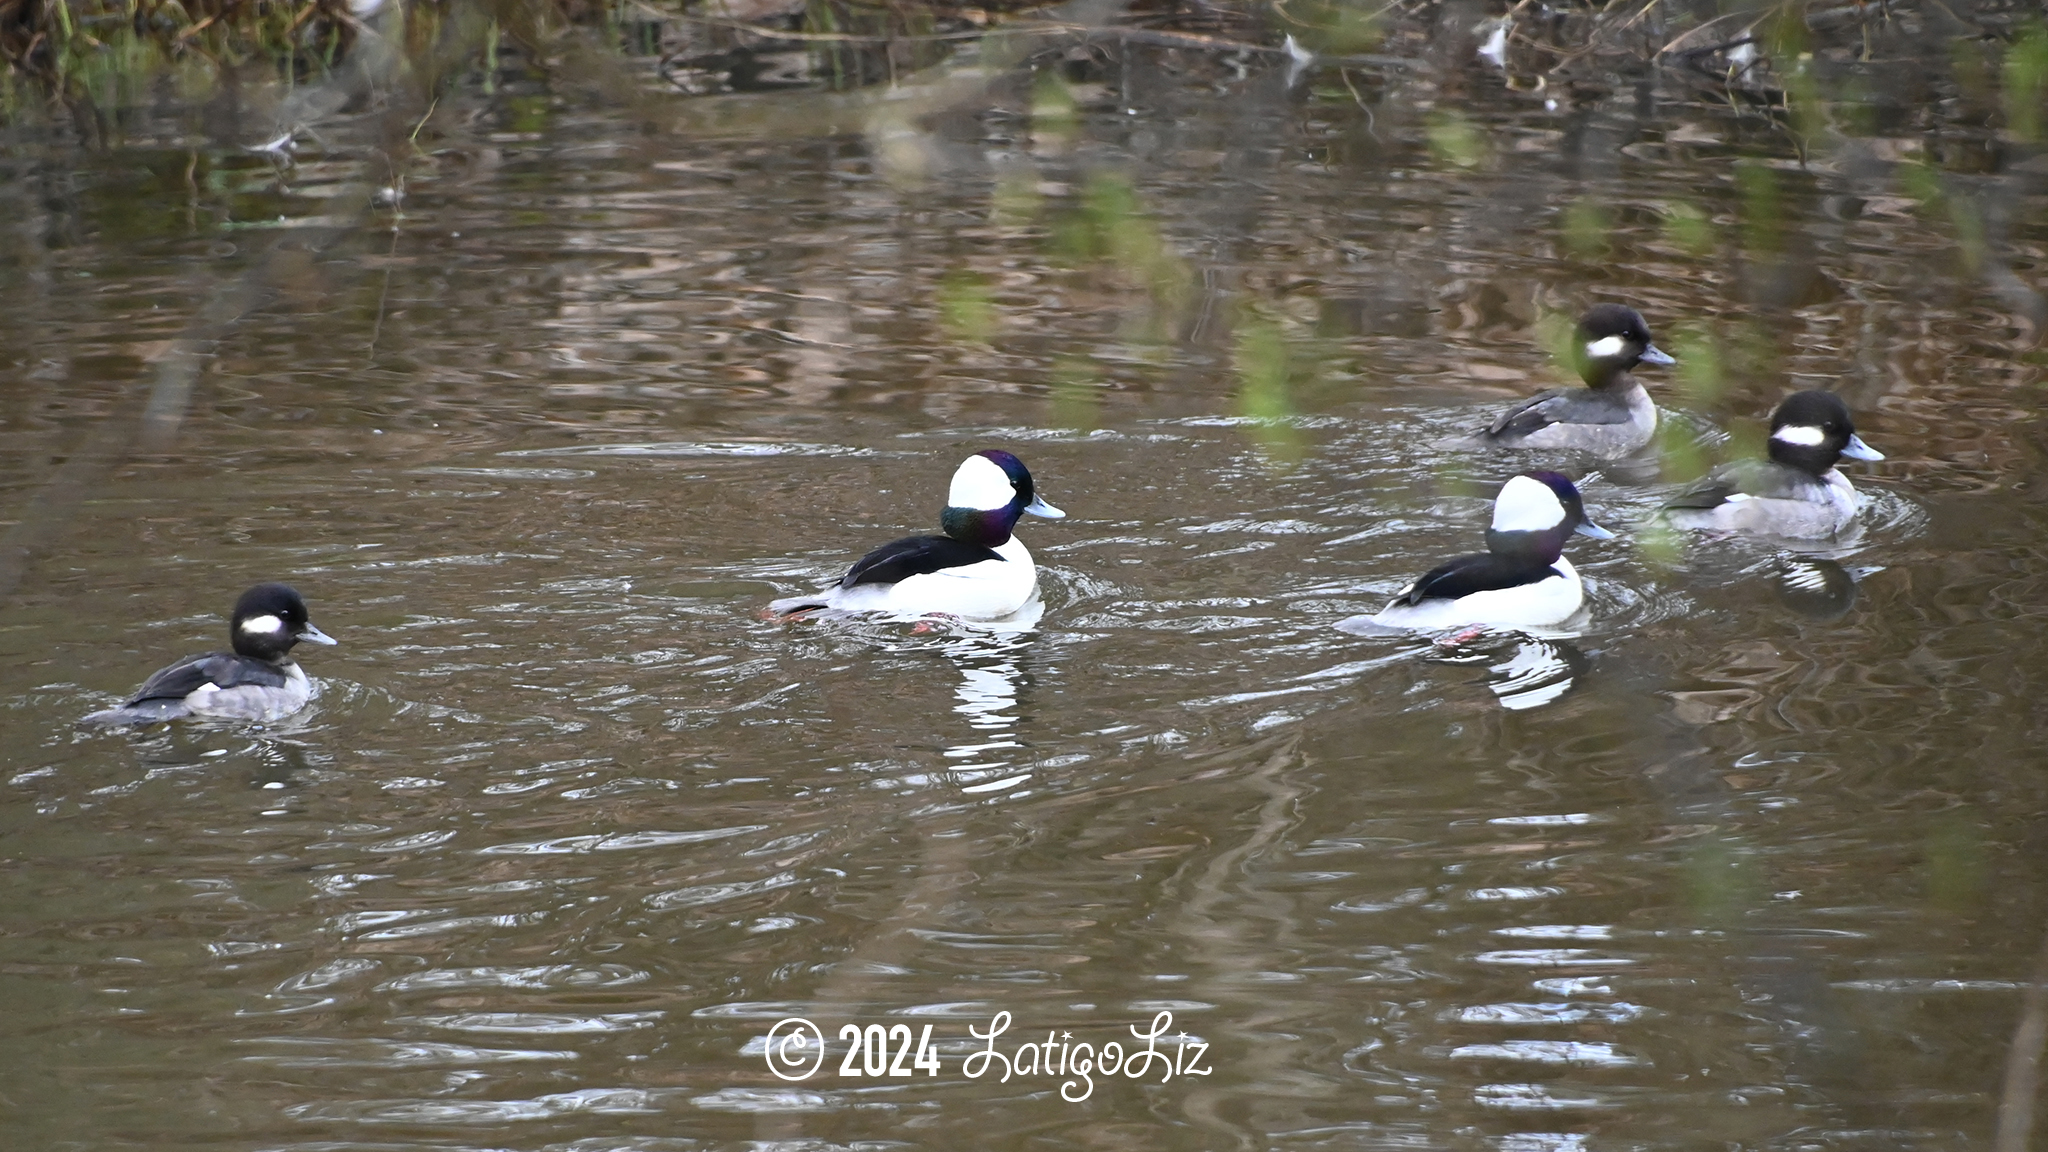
[1486,391,1561,439]
[1661,473,1740,511]
[1490,387,1632,441]
[1663,460,1803,511]
[841,535,1005,588]
[1732,461,1827,501]
[1493,387,1637,441]
[1391,553,1540,605]
[125,652,285,705]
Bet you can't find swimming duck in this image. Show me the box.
[1361,471,1613,631]
[1476,304,1675,457]
[1659,389,1883,539]
[769,450,1064,621]
[82,582,336,725]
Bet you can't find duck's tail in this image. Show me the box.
[78,699,190,727]
[766,594,831,617]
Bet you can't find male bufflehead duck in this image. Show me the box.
[1476,304,1675,457]
[1364,471,1613,631]
[81,583,337,726]
[768,450,1065,621]
[1660,390,1883,539]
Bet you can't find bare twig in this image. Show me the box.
[664,10,1406,66]
[672,11,987,43]
[1269,0,1416,31]
[1656,12,1756,58]
[1338,67,1376,139]
[408,94,437,143]
[174,14,218,41]
[1540,0,1671,77]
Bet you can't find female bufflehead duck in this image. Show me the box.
[1476,304,1675,457]
[768,450,1065,621]
[81,583,337,726]
[1660,390,1883,539]
[1364,471,1614,631]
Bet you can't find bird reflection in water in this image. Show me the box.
[1770,555,1874,621]
[1424,631,1592,712]
[929,602,1043,795]
[1340,614,1590,712]
[1483,636,1592,711]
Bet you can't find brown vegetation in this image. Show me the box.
[2,0,2043,138]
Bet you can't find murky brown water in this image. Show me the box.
[4,6,2048,1149]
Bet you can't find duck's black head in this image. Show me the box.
[1766,390,1884,476]
[1572,304,1674,389]
[939,450,1065,548]
[229,582,337,662]
[1483,470,1614,564]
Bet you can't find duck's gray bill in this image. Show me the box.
[1840,434,1884,462]
[300,624,339,646]
[1638,344,1676,366]
[1575,520,1616,541]
[1025,496,1066,519]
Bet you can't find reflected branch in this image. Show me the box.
[1995,918,2048,1152]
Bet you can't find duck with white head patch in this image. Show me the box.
[1660,390,1883,539]
[769,450,1065,621]
[1356,471,1613,631]
[81,582,337,726]
[1475,304,1676,457]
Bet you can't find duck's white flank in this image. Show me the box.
[1664,471,1861,539]
[186,663,314,721]
[822,536,1040,620]
[1370,558,1585,631]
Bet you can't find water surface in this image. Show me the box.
[3,8,2047,1150]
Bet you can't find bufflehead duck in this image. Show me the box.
[1660,390,1883,539]
[768,450,1065,621]
[81,583,337,726]
[1362,471,1614,631]
[1476,304,1675,457]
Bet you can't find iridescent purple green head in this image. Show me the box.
[938,450,1065,548]
[1483,470,1613,562]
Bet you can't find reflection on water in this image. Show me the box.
[1483,636,1590,711]
[4,4,2048,1150]
[949,659,1024,771]
[1771,556,1867,621]
[927,619,1043,790]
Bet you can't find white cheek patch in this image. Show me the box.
[238,614,283,635]
[947,455,1017,511]
[1771,424,1827,447]
[1584,334,1629,359]
[195,683,220,694]
[1492,475,1565,532]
